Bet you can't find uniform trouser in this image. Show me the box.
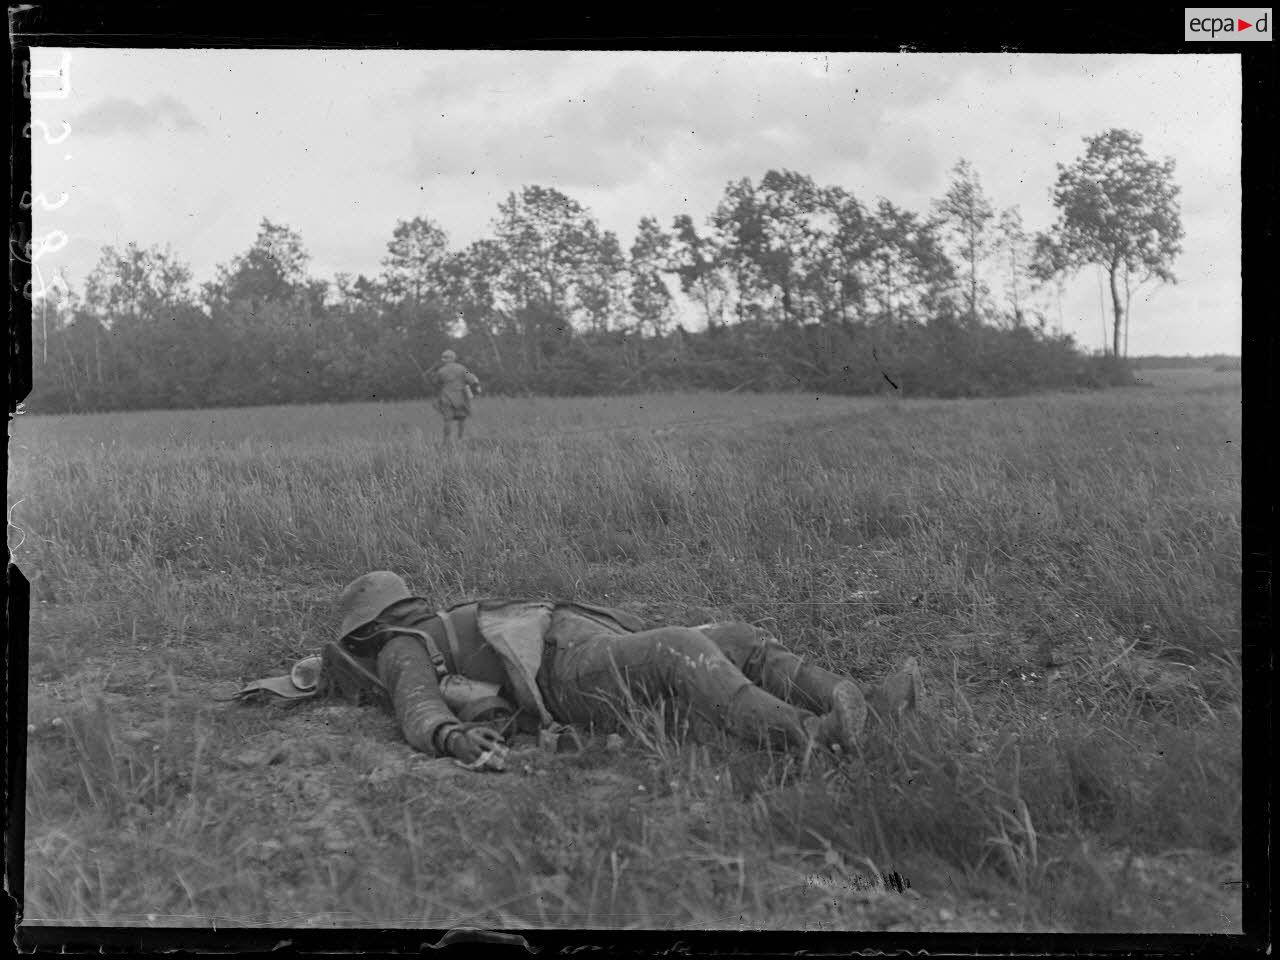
[538,608,849,751]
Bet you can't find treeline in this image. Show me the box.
[1129,355,1240,371]
[26,132,1180,414]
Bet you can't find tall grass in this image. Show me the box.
[12,381,1242,931]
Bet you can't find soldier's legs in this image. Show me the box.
[694,622,844,714]
[541,617,815,751]
[456,417,466,440]
[698,621,923,726]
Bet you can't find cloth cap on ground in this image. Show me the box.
[441,349,457,362]
[337,571,414,641]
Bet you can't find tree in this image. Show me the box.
[381,216,451,327]
[82,242,193,331]
[201,219,330,405]
[629,217,674,338]
[732,170,832,327]
[996,206,1032,325]
[205,218,325,320]
[78,243,197,405]
[710,177,769,325]
[1034,129,1183,357]
[492,186,603,368]
[933,159,994,326]
[445,239,508,372]
[866,199,954,326]
[825,186,877,328]
[669,213,731,330]
[28,275,87,410]
[333,271,385,308]
[576,229,628,334]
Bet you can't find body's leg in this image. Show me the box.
[542,616,815,751]
[441,414,452,443]
[698,621,923,729]
[456,417,466,440]
[695,622,844,714]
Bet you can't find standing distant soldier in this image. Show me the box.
[431,349,482,442]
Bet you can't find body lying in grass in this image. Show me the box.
[242,571,923,770]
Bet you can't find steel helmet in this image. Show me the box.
[336,571,413,641]
[441,349,457,363]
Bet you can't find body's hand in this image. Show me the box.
[447,725,505,763]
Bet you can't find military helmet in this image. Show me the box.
[337,571,413,641]
[441,349,457,363]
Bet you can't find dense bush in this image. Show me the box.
[23,307,1133,414]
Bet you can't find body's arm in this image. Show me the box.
[375,635,502,761]
[464,368,482,394]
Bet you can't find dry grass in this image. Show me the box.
[11,373,1242,932]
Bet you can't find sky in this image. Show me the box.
[28,49,1241,356]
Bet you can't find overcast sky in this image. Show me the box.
[30,49,1240,356]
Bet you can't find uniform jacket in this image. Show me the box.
[432,361,480,416]
[354,597,645,749]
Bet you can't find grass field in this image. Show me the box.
[10,370,1242,932]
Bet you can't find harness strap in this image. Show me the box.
[365,625,448,679]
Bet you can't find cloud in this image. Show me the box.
[408,51,571,106]
[1013,54,1127,80]
[71,95,204,137]
[401,55,900,195]
[876,123,944,194]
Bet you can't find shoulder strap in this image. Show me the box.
[367,625,448,679]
